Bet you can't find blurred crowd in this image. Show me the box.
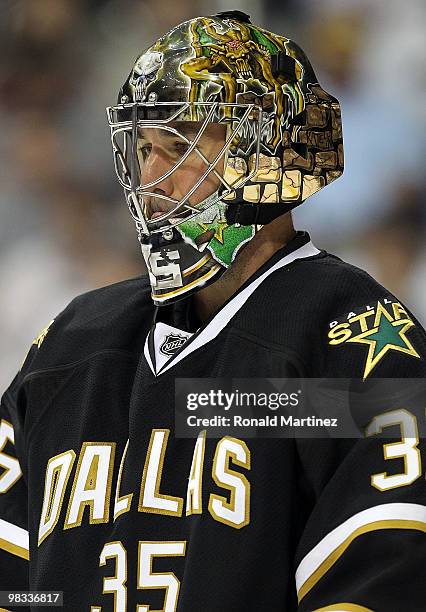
[0,0,425,391]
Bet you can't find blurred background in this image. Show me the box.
[0,0,425,391]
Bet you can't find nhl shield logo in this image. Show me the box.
[160,333,188,356]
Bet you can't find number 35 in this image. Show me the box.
[91,540,186,612]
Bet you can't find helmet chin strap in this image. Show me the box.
[225,200,299,226]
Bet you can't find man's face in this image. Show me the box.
[137,122,226,220]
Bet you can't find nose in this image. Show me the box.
[140,148,174,197]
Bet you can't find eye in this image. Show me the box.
[174,142,191,155]
[138,144,152,160]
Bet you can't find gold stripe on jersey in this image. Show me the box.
[0,518,29,559]
[0,537,29,560]
[298,518,426,602]
[312,604,373,612]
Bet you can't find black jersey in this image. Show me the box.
[1,232,425,611]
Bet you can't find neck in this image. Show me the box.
[193,213,296,323]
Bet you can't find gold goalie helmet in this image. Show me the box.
[107,10,344,305]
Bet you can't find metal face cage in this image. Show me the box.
[106,101,262,237]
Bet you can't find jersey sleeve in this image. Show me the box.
[0,333,48,611]
[294,279,426,610]
[0,377,29,594]
[295,432,426,611]
[318,263,425,380]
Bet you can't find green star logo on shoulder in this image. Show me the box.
[328,299,421,379]
[347,302,420,378]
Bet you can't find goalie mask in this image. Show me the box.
[107,10,343,305]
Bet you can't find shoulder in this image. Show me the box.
[284,251,393,307]
[248,250,396,324]
[300,252,426,377]
[17,275,154,377]
[61,274,152,324]
[242,250,426,377]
